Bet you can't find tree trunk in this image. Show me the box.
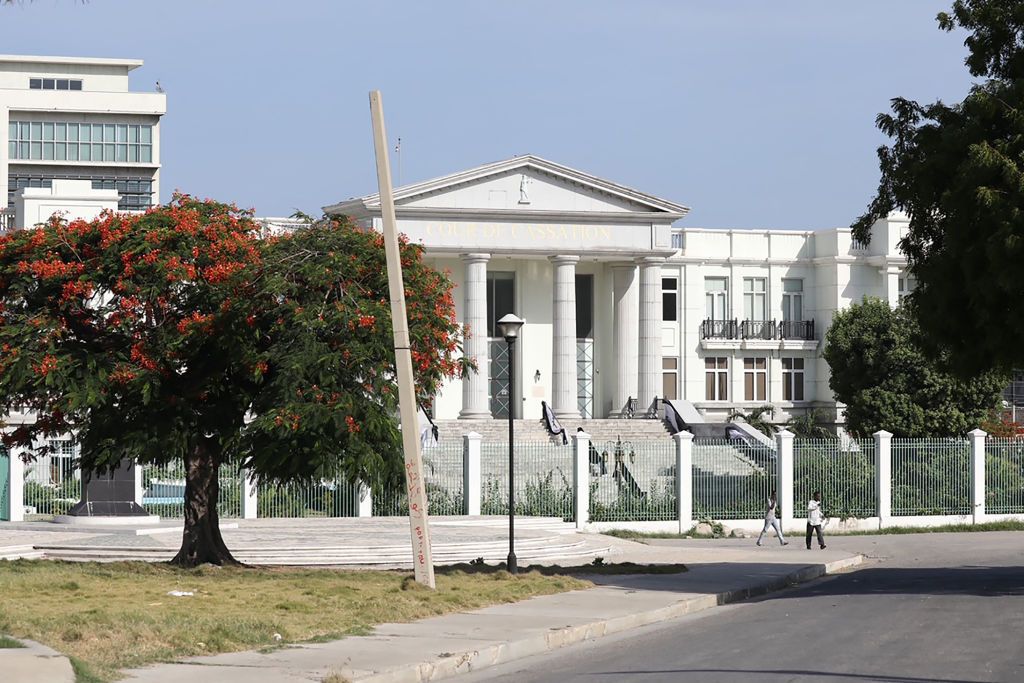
[170,440,240,568]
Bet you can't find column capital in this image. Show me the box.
[549,254,580,265]
[460,252,491,263]
[609,261,639,271]
[635,255,666,266]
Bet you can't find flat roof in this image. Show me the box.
[0,54,143,71]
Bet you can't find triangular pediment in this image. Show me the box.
[325,155,689,218]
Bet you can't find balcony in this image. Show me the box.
[700,318,817,349]
[0,209,15,231]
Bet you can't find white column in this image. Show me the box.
[637,257,664,413]
[8,450,24,522]
[463,431,482,516]
[969,428,987,525]
[874,429,893,527]
[572,431,590,529]
[611,263,639,416]
[357,481,373,517]
[884,266,900,308]
[775,429,794,530]
[674,431,694,533]
[550,255,580,419]
[460,253,491,419]
[241,469,258,520]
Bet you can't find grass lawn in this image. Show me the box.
[0,560,591,682]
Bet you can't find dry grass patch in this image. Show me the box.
[0,560,589,682]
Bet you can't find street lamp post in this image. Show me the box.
[496,313,525,574]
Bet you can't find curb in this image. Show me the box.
[356,554,864,683]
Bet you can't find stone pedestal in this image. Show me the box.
[55,459,159,525]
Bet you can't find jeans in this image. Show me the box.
[757,517,785,545]
[806,522,825,548]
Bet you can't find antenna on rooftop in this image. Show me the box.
[394,137,402,187]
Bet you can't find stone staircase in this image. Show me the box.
[434,418,674,446]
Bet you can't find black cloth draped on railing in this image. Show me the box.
[663,399,685,434]
[541,400,568,445]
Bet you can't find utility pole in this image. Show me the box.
[369,91,435,588]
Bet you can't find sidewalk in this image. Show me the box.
[117,537,864,683]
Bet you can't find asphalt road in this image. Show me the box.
[463,532,1024,683]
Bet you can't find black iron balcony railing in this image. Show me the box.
[778,319,815,340]
[700,318,815,341]
[700,319,738,339]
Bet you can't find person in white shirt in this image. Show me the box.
[756,489,788,546]
[806,491,827,550]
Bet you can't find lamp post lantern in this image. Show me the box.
[496,313,525,574]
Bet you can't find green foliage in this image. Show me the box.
[853,1,1024,376]
[481,469,573,519]
[784,410,835,439]
[823,298,1006,437]
[590,477,677,522]
[891,442,972,516]
[985,442,1024,513]
[793,442,876,519]
[727,405,776,437]
[22,479,80,515]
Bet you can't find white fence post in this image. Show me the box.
[874,429,893,527]
[9,450,24,522]
[463,432,482,516]
[968,428,987,525]
[241,469,258,520]
[775,429,794,531]
[357,481,373,517]
[572,431,590,529]
[674,430,693,534]
[134,461,144,506]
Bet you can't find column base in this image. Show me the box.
[458,411,493,420]
[554,409,581,420]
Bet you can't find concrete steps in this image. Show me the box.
[0,544,44,560]
[34,534,606,566]
[435,418,674,446]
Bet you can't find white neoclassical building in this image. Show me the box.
[326,155,912,427]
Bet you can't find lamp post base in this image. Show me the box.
[507,551,518,575]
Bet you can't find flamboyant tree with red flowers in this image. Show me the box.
[0,195,467,567]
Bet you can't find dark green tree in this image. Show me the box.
[823,298,1006,437]
[727,405,776,438]
[853,0,1024,376]
[0,196,467,566]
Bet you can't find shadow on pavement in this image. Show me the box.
[766,565,1024,599]
[590,668,987,683]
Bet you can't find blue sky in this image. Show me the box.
[2,1,973,228]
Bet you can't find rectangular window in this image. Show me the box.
[782,278,803,321]
[42,78,55,89]
[70,80,82,91]
[898,275,916,304]
[56,79,70,90]
[705,357,728,401]
[486,272,515,338]
[29,78,42,89]
[575,273,594,339]
[743,357,767,401]
[743,277,767,321]
[782,357,805,401]
[705,277,728,321]
[663,357,679,400]
[662,277,678,321]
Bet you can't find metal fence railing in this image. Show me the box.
[589,438,676,521]
[372,440,465,517]
[480,440,573,520]
[793,438,876,519]
[693,439,776,520]
[142,460,243,518]
[259,479,362,518]
[891,438,971,516]
[985,437,1024,514]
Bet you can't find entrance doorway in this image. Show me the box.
[487,272,515,419]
